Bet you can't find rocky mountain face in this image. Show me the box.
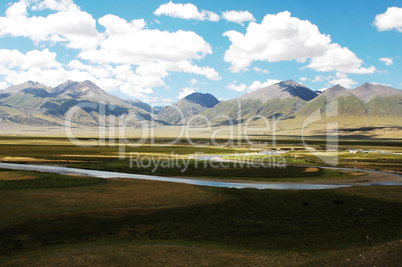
[301,83,402,116]
[0,79,401,128]
[0,80,151,127]
[200,80,318,125]
[239,80,318,102]
[157,92,219,124]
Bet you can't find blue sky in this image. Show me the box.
[0,0,401,105]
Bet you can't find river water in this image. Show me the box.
[0,162,401,190]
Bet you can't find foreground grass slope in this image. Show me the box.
[1,170,402,265]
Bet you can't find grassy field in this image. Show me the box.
[1,136,400,182]
[0,170,402,265]
[0,136,401,265]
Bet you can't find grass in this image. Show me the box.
[0,166,401,265]
[0,136,388,182]
[0,170,105,189]
[0,136,401,265]
[0,170,217,227]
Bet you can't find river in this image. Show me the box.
[1,162,402,190]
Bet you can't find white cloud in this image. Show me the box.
[0,81,8,90]
[0,1,221,100]
[226,82,247,92]
[371,82,392,87]
[227,79,280,92]
[374,7,402,32]
[379,57,394,66]
[327,77,357,89]
[32,0,76,11]
[335,72,348,79]
[306,43,376,74]
[154,2,219,21]
[223,11,375,74]
[0,48,61,70]
[248,79,281,91]
[312,72,357,89]
[222,10,255,26]
[179,87,196,99]
[312,75,325,82]
[0,0,100,50]
[300,77,307,81]
[78,14,221,96]
[0,51,155,99]
[253,67,269,74]
[83,15,213,64]
[189,78,207,85]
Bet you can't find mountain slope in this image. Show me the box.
[0,80,153,127]
[299,83,402,117]
[239,80,318,102]
[198,80,317,125]
[157,92,219,124]
[350,83,402,103]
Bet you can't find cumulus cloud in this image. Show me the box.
[299,77,307,81]
[0,49,61,70]
[226,82,247,92]
[253,67,269,74]
[0,0,221,100]
[248,79,281,91]
[379,57,394,66]
[305,43,375,74]
[222,10,255,26]
[0,48,62,77]
[372,82,392,87]
[227,79,280,92]
[179,87,196,99]
[82,14,213,64]
[154,1,219,21]
[324,73,357,89]
[312,76,325,82]
[0,0,100,50]
[327,77,357,89]
[189,78,207,85]
[223,11,375,74]
[374,7,402,32]
[0,81,8,90]
[78,13,221,96]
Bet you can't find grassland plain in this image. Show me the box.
[0,170,402,266]
[0,136,401,181]
[0,136,402,265]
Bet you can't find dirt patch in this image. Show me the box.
[304,167,319,172]
[0,171,36,180]
[350,171,366,176]
[1,157,82,163]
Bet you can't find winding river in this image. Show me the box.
[1,162,401,190]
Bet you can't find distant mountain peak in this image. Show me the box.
[183,92,219,108]
[240,79,317,102]
[326,84,347,93]
[157,92,219,124]
[280,79,299,86]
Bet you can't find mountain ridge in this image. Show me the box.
[157,92,219,124]
[0,80,401,128]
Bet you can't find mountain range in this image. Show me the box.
[0,79,401,129]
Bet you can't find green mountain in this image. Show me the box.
[197,80,317,125]
[0,80,153,127]
[0,80,401,129]
[300,83,402,117]
[157,92,219,124]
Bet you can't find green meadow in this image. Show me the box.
[0,136,401,265]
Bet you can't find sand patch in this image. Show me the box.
[0,171,36,180]
[304,167,319,172]
[1,157,82,163]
